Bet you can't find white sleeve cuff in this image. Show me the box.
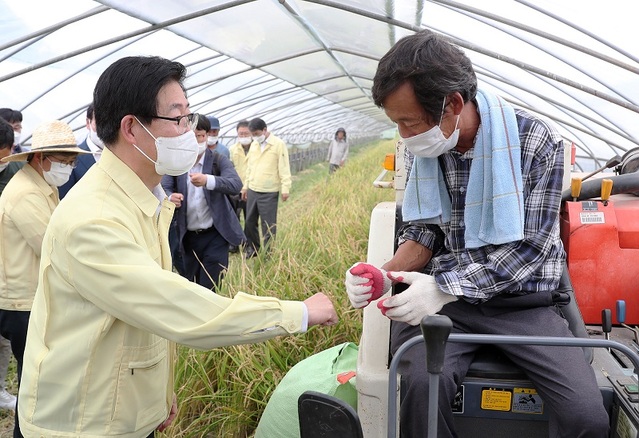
[206,175,216,190]
[300,303,309,332]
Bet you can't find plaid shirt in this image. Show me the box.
[399,109,565,303]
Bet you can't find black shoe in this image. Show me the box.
[244,249,258,259]
[229,245,239,253]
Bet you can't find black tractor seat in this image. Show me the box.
[465,264,591,380]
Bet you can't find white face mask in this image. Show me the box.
[0,163,8,173]
[253,134,265,144]
[238,137,252,146]
[133,116,199,176]
[206,136,218,146]
[42,159,74,186]
[89,127,105,150]
[401,99,460,158]
[13,131,20,145]
[197,141,207,155]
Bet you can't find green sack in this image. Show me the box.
[254,342,358,438]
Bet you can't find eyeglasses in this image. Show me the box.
[151,113,199,130]
[46,157,77,168]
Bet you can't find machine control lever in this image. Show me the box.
[581,155,622,182]
[601,179,613,206]
[616,300,639,345]
[422,315,453,374]
[602,309,612,350]
[421,315,453,438]
[570,177,582,202]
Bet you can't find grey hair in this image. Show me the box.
[372,30,477,123]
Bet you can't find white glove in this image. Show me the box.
[345,262,392,308]
[379,271,457,325]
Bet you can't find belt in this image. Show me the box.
[187,227,214,235]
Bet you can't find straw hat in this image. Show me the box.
[2,120,91,162]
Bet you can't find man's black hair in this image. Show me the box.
[93,56,187,147]
[0,118,14,149]
[248,118,267,132]
[0,108,22,124]
[196,114,211,132]
[236,119,250,131]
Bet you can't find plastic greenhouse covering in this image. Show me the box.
[0,0,637,171]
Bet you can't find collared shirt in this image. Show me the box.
[0,164,58,310]
[399,109,565,303]
[86,134,102,162]
[229,141,253,183]
[243,133,292,194]
[19,147,305,437]
[186,153,216,231]
[207,141,230,158]
[327,138,349,165]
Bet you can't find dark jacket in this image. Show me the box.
[161,150,245,251]
[59,139,96,199]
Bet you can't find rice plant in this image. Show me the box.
[165,138,395,437]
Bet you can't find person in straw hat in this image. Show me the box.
[0,119,88,438]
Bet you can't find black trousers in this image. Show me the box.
[183,226,229,290]
[390,300,609,438]
[168,220,185,276]
[0,310,30,438]
[245,190,279,253]
[230,194,246,224]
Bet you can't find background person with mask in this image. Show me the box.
[229,120,254,218]
[0,118,23,196]
[18,55,337,438]
[163,114,245,289]
[0,109,25,154]
[326,127,349,174]
[59,103,105,198]
[206,115,230,158]
[161,114,215,276]
[242,117,292,258]
[0,118,24,412]
[0,120,88,438]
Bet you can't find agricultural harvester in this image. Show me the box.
[300,141,639,438]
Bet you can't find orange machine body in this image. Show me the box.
[560,194,639,324]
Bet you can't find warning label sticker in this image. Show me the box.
[579,211,605,224]
[581,201,599,211]
[616,407,638,438]
[512,387,544,414]
[480,388,512,411]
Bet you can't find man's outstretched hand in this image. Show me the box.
[305,293,339,327]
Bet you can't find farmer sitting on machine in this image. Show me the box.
[345,29,608,438]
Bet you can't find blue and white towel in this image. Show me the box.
[402,89,524,248]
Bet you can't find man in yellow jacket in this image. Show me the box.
[0,120,89,438]
[18,55,337,438]
[228,119,254,253]
[229,119,254,224]
[241,117,292,258]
